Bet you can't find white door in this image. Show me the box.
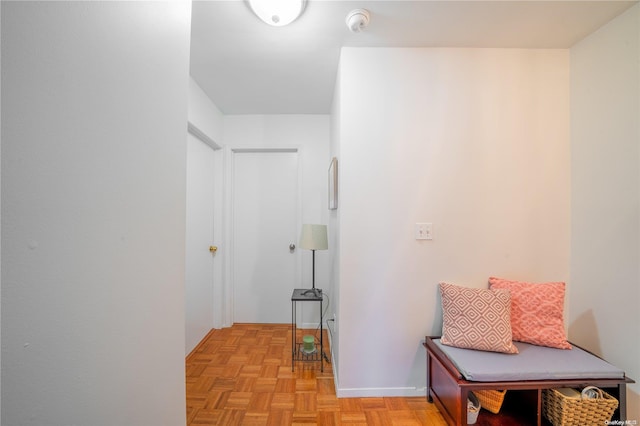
[232,150,299,323]
[185,133,216,355]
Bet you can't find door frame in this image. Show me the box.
[223,147,303,326]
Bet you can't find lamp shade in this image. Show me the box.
[299,224,328,250]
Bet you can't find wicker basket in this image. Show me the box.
[475,389,507,414]
[542,387,619,426]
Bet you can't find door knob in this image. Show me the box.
[209,245,218,253]
[289,243,296,251]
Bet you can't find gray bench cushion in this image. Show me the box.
[433,338,625,382]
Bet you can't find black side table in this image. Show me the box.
[291,288,325,371]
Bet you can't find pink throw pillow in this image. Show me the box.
[439,282,518,354]
[489,277,571,349]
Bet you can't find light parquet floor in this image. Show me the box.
[186,323,447,426]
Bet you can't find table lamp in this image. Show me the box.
[299,224,327,297]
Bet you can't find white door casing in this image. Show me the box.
[230,149,300,324]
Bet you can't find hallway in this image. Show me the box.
[185,323,447,425]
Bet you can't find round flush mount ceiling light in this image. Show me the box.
[248,0,307,27]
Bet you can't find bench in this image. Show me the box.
[424,336,634,426]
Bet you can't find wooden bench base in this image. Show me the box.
[424,337,634,426]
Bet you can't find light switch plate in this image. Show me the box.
[415,223,433,240]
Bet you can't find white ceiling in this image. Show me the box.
[189,0,637,114]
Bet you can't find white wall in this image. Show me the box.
[329,62,343,383]
[188,77,224,145]
[334,47,570,396]
[1,2,191,425]
[223,115,331,326]
[570,4,639,420]
[0,2,3,418]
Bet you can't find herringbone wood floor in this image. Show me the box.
[186,323,447,425]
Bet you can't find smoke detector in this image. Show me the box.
[346,9,370,33]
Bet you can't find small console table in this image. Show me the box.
[291,288,326,371]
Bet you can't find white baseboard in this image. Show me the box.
[297,322,321,329]
[336,387,427,398]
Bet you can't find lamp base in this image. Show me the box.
[302,288,321,297]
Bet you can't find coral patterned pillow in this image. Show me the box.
[439,282,518,354]
[489,277,571,349]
